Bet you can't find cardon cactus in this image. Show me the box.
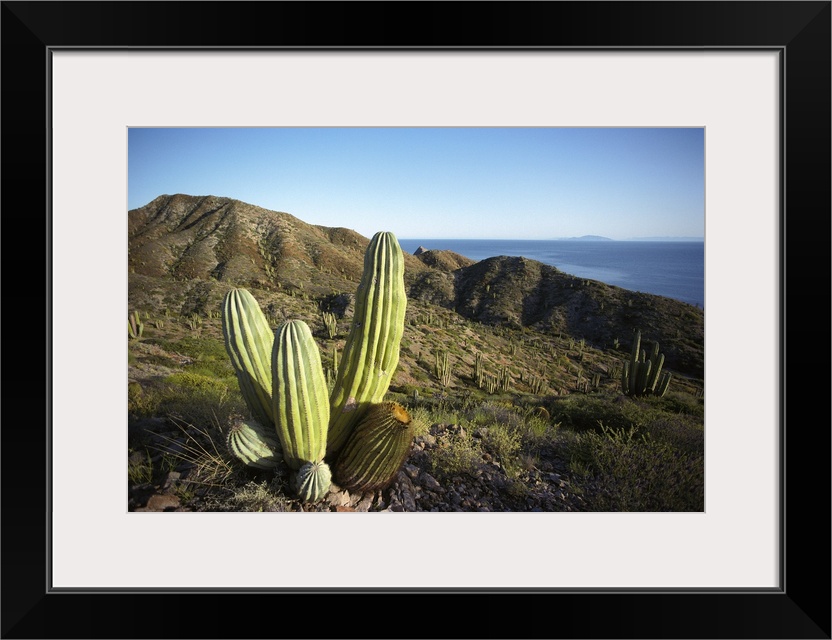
[296,460,332,503]
[226,418,280,470]
[222,288,275,428]
[327,232,407,457]
[271,319,330,472]
[333,402,415,494]
[128,310,144,340]
[621,329,672,397]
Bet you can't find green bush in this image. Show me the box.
[519,412,557,451]
[429,431,483,479]
[640,412,704,456]
[643,391,704,421]
[146,372,246,428]
[566,423,704,512]
[551,395,637,433]
[481,422,522,478]
[405,405,433,439]
[154,336,234,378]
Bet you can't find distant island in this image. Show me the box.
[556,235,614,241]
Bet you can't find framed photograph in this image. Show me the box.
[3,2,829,638]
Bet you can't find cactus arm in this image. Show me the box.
[655,371,672,397]
[630,330,642,365]
[272,319,330,470]
[621,361,630,395]
[327,232,407,456]
[636,358,651,395]
[221,288,275,428]
[647,353,665,392]
[226,419,279,470]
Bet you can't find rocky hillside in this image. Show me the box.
[129,194,704,377]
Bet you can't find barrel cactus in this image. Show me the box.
[327,231,407,457]
[226,418,280,470]
[296,460,333,503]
[333,401,415,494]
[221,288,275,428]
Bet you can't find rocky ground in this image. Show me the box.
[129,417,587,513]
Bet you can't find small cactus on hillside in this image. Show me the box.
[322,311,338,339]
[128,311,144,340]
[434,350,452,387]
[473,352,484,382]
[621,329,672,397]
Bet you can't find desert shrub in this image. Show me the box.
[405,405,433,439]
[128,381,157,418]
[184,364,237,387]
[519,412,558,451]
[468,403,525,431]
[566,423,704,512]
[157,335,230,365]
[141,352,183,369]
[481,422,522,477]
[229,481,292,512]
[429,430,483,480]
[154,372,246,428]
[643,391,704,420]
[551,395,637,433]
[164,372,227,393]
[640,412,704,456]
[127,449,155,485]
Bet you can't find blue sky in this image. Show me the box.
[128,127,704,241]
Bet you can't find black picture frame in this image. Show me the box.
[2,2,829,638]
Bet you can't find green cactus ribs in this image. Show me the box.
[333,401,416,494]
[271,319,330,471]
[221,288,275,428]
[226,418,280,470]
[296,460,332,503]
[327,231,407,457]
[128,310,144,340]
[621,329,672,397]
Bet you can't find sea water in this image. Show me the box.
[398,239,704,308]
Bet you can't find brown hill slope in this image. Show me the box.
[128,194,703,377]
[414,248,476,272]
[129,194,431,293]
[453,256,703,374]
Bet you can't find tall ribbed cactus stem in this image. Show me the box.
[272,319,331,471]
[327,231,407,457]
[221,288,275,428]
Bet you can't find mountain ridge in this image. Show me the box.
[128,194,704,377]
